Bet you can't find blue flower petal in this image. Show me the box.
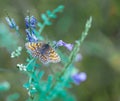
[54,40,73,51]
[25,16,37,28]
[71,72,87,85]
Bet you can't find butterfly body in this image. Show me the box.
[40,44,50,54]
[25,42,61,64]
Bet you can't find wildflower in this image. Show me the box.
[17,64,26,71]
[25,16,37,28]
[11,46,22,58]
[54,40,73,51]
[71,72,87,85]
[75,53,82,62]
[25,29,38,42]
[5,17,19,30]
[17,46,22,51]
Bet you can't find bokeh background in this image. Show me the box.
[0,0,120,101]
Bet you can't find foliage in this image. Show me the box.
[4,5,92,101]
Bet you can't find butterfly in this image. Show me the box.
[25,42,61,64]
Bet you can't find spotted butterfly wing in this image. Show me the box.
[47,47,61,63]
[25,42,61,64]
[25,42,42,58]
[39,54,49,64]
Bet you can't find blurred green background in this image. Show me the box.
[0,0,120,101]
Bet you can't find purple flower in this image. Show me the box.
[25,29,38,42]
[75,53,82,62]
[25,16,37,28]
[54,40,73,51]
[5,17,19,30]
[71,72,87,85]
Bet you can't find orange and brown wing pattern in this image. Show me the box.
[25,42,43,52]
[25,42,61,64]
[47,47,61,63]
[25,42,43,57]
[39,54,49,64]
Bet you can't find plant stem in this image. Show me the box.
[45,16,92,98]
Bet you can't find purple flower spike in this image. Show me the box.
[25,16,37,28]
[5,17,18,30]
[55,40,73,51]
[25,29,38,42]
[71,72,87,85]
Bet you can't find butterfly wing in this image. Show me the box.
[25,42,43,57]
[39,54,49,64]
[47,47,61,63]
[25,42,61,64]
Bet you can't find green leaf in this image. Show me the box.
[41,13,52,26]
[23,82,30,89]
[29,89,37,95]
[38,71,44,80]
[33,82,41,92]
[46,75,53,91]
[53,5,64,13]
[46,10,57,19]
[45,20,52,26]
[49,14,57,19]
[57,5,64,10]
[46,10,52,16]
[41,14,48,22]
[37,22,43,28]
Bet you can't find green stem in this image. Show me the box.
[27,58,37,84]
[46,16,92,98]
[60,16,92,77]
[38,23,46,35]
[38,7,63,35]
